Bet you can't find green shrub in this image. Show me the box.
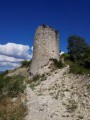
[0,75,26,99]
[69,62,90,74]
[29,74,47,89]
[69,63,83,74]
[0,70,26,120]
[33,74,41,81]
[8,75,26,97]
[0,70,9,77]
[84,57,90,69]
[50,58,64,69]
[61,53,70,60]
[21,60,31,67]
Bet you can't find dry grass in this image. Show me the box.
[0,97,26,120]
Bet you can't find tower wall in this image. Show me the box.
[30,25,60,75]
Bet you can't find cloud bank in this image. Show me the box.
[0,43,33,71]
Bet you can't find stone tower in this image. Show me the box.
[30,24,60,75]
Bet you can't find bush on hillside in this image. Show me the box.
[0,70,9,77]
[69,63,83,74]
[61,53,71,60]
[0,75,26,99]
[50,58,64,69]
[21,60,32,67]
[29,74,47,90]
[69,62,90,74]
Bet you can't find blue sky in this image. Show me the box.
[0,0,90,71]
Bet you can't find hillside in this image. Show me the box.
[0,61,90,120]
[24,65,90,120]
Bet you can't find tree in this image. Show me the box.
[67,35,87,61]
[83,46,90,68]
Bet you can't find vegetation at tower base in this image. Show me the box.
[29,74,47,90]
[50,58,64,69]
[21,60,32,67]
[64,35,90,74]
[0,71,26,120]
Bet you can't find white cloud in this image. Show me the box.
[31,46,33,51]
[0,54,23,62]
[0,43,32,59]
[60,51,64,55]
[0,62,20,67]
[0,43,33,71]
[0,61,20,71]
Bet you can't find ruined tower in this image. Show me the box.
[30,24,60,75]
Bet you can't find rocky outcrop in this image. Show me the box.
[25,66,90,120]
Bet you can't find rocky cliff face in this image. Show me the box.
[30,25,60,76]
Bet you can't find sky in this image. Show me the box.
[0,0,90,71]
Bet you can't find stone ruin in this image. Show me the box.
[30,24,60,75]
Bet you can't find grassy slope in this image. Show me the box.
[0,68,28,120]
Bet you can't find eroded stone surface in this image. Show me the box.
[25,66,90,120]
[30,25,60,75]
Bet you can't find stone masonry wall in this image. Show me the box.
[30,25,60,75]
